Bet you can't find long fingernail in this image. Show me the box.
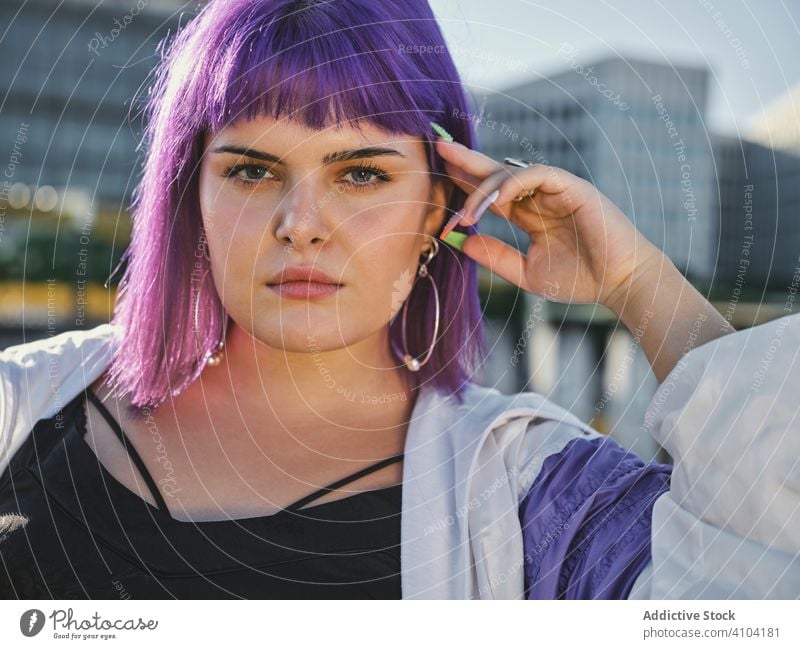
[439,209,464,239]
[442,231,468,251]
[430,121,454,142]
[473,189,500,222]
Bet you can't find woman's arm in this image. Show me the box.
[602,251,736,384]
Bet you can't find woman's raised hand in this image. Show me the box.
[435,136,665,310]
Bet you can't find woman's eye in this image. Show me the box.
[341,165,391,190]
[224,164,273,185]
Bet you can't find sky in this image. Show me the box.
[429,0,800,136]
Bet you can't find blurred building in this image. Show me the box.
[713,134,800,295]
[711,84,800,311]
[0,0,196,340]
[0,0,193,206]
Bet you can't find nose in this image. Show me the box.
[273,180,331,250]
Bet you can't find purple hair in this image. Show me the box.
[106,0,489,412]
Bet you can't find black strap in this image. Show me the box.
[85,387,402,516]
[284,452,404,512]
[84,389,170,514]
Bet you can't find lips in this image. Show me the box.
[267,266,342,286]
[268,281,342,300]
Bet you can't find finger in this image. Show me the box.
[494,164,582,208]
[440,159,482,195]
[438,166,510,240]
[434,138,505,178]
[460,164,580,229]
[460,233,532,293]
[457,169,510,227]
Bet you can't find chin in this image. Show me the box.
[253,320,349,351]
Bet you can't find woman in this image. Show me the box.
[1,0,798,599]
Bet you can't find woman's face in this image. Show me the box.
[198,114,450,355]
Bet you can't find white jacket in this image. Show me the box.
[2,315,799,599]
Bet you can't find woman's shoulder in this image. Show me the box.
[0,324,120,399]
[436,381,607,500]
[0,323,119,391]
[448,381,598,435]
[0,324,120,475]
[0,322,119,410]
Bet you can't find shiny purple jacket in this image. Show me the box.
[519,433,671,598]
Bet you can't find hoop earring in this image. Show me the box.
[398,238,441,372]
[193,269,228,368]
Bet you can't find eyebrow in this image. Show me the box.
[209,145,407,166]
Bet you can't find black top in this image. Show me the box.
[0,390,403,599]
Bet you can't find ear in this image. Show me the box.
[421,176,455,244]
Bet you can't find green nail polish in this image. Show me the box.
[430,121,454,142]
[442,231,467,251]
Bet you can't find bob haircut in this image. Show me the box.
[105,0,490,412]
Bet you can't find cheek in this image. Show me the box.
[199,180,265,290]
[341,213,425,318]
[214,220,265,296]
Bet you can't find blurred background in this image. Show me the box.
[1,0,798,463]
